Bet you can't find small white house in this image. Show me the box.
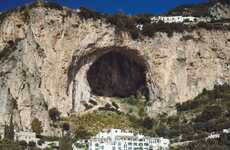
[223,128,230,134]
[136,24,143,31]
[183,16,197,22]
[15,131,38,143]
[206,132,220,140]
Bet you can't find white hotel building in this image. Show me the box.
[150,16,211,24]
[136,16,211,30]
[15,131,38,144]
[150,16,197,23]
[87,129,170,150]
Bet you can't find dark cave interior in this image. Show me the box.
[87,51,147,97]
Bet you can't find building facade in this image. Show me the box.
[150,16,211,24]
[15,131,38,143]
[86,129,170,150]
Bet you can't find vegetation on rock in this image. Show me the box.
[167,2,210,17]
[169,84,230,149]
[48,107,60,122]
[31,118,43,136]
[65,84,230,148]
[59,133,72,150]
[1,1,229,41]
[77,6,230,39]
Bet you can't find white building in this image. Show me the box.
[223,128,230,134]
[150,16,211,24]
[86,129,170,150]
[151,16,184,23]
[15,131,38,143]
[205,132,220,140]
[136,24,143,31]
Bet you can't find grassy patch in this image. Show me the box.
[70,112,138,137]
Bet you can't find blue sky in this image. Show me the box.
[0,0,208,14]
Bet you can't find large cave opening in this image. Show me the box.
[87,50,147,97]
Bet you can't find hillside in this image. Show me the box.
[170,84,230,149]
[167,3,211,17]
[167,0,230,19]
[60,84,230,149]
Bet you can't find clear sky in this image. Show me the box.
[0,0,209,15]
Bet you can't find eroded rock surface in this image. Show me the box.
[0,4,229,135]
[209,0,230,19]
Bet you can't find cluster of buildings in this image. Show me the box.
[150,16,211,24]
[205,128,230,140]
[75,129,170,150]
[15,131,38,144]
[136,15,212,31]
[0,129,59,149]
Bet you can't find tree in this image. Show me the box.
[4,114,15,141]
[138,107,146,117]
[37,139,44,146]
[62,122,70,131]
[141,117,154,129]
[75,126,92,139]
[104,103,111,109]
[31,118,43,136]
[59,133,72,150]
[112,102,119,110]
[28,141,36,149]
[19,140,27,149]
[195,105,223,122]
[49,108,60,122]
[155,124,170,137]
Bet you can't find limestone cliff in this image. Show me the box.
[0,2,229,135]
[209,0,230,19]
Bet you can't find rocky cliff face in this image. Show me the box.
[0,3,230,135]
[209,0,230,19]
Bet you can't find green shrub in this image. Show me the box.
[155,125,170,137]
[19,1,63,11]
[135,14,152,24]
[83,103,93,110]
[28,141,36,148]
[59,134,72,150]
[31,118,43,136]
[78,7,105,21]
[112,102,119,110]
[62,122,70,131]
[167,2,210,17]
[180,35,196,41]
[48,107,60,122]
[141,23,157,37]
[194,105,223,122]
[123,95,139,105]
[89,99,98,105]
[98,103,118,112]
[138,107,146,117]
[75,126,93,139]
[140,117,155,129]
[38,135,59,141]
[37,139,44,146]
[19,140,27,148]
